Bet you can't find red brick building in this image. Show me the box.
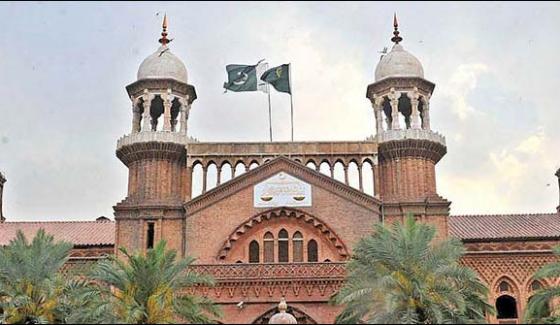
[1,19,559,324]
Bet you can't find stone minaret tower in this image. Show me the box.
[367,16,450,237]
[0,172,6,223]
[114,16,196,255]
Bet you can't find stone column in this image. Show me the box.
[358,164,363,191]
[216,166,222,186]
[343,165,349,185]
[179,96,190,135]
[330,164,335,178]
[372,94,384,135]
[202,166,208,193]
[141,91,153,132]
[422,95,431,130]
[231,164,235,179]
[389,88,400,130]
[410,88,421,129]
[163,89,173,132]
[131,96,141,133]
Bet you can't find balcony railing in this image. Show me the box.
[377,129,446,146]
[117,131,190,150]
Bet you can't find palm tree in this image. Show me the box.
[72,240,221,324]
[0,229,85,324]
[332,216,494,324]
[524,246,560,324]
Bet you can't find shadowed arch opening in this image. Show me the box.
[249,240,259,263]
[308,239,318,262]
[496,295,517,319]
[263,232,274,263]
[293,231,303,263]
[278,229,289,263]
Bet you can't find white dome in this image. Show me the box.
[137,45,188,83]
[375,44,424,81]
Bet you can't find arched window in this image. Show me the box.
[264,232,274,263]
[307,239,318,262]
[531,280,543,292]
[499,281,511,293]
[293,232,303,262]
[278,229,289,263]
[496,295,517,319]
[249,240,260,263]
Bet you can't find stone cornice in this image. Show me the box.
[116,140,186,167]
[126,78,197,103]
[366,76,435,99]
[217,207,350,261]
[377,138,447,163]
[184,156,382,215]
[381,196,451,216]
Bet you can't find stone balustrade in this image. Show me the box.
[377,128,446,146]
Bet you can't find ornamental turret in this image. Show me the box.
[366,15,450,238]
[114,16,195,256]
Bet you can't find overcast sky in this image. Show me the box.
[1,1,559,221]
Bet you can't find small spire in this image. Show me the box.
[391,13,403,44]
[159,14,171,46]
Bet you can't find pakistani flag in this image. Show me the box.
[260,64,291,94]
[223,61,269,93]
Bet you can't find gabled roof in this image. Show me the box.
[449,213,560,241]
[185,156,381,215]
[0,220,115,246]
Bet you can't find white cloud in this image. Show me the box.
[439,63,488,120]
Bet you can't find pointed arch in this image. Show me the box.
[249,240,259,263]
[217,207,349,261]
[293,231,303,263]
[263,232,274,263]
[278,229,289,263]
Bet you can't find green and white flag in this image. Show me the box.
[260,64,291,94]
[223,61,269,93]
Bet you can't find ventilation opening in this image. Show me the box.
[146,222,155,249]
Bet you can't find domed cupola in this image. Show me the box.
[137,46,188,83]
[121,14,197,139]
[374,43,424,81]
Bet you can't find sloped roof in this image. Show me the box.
[449,213,560,241]
[0,220,115,246]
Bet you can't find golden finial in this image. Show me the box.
[159,14,171,45]
[391,12,403,44]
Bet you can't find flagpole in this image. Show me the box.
[288,63,294,142]
[267,83,273,142]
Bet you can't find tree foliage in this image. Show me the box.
[524,245,560,324]
[332,216,494,324]
[70,240,221,324]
